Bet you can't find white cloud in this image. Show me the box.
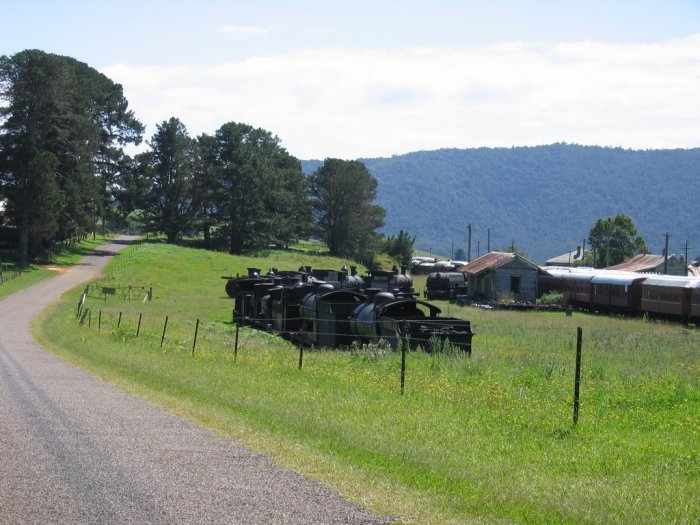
[103,34,700,159]
[218,24,267,38]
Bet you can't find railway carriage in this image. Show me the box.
[641,276,699,319]
[539,267,595,305]
[590,272,646,312]
[539,265,700,322]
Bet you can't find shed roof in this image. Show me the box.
[606,254,673,272]
[545,247,585,266]
[458,252,541,276]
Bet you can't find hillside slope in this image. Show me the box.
[303,144,699,263]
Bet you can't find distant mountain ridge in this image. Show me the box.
[302,144,700,263]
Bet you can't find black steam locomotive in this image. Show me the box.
[223,266,473,354]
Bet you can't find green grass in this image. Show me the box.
[0,235,114,300]
[35,241,700,524]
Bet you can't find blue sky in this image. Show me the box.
[2,1,700,159]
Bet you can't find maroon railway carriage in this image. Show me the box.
[539,267,596,306]
[590,272,646,312]
[641,276,699,319]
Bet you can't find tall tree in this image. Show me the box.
[205,122,310,254]
[0,51,65,264]
[141,117,198,242]
[0,50,142,265]
[588,213,647,267]
[190,133,220,249]
[308,159,385,261]
[110,154,149,226]
[384,229,416,266]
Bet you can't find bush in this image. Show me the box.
[538,290,564,305]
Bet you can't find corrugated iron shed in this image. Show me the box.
[607,254,669,272]
[458,252,542,276]
[458,252,516,275]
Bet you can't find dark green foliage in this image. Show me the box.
[383,229,415,265]
[308,159,385,262]
[303,144,699,263]
[140,117,198,242]
[588,213,647,267]
[202,122,311,254]
[0,50,143,266]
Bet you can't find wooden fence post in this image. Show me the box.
[160,316,169,348]
[573,327,583,425]
[401,324,408,395]
[192,319,200,355]
[234,313,239,362]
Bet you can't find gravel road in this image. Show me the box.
[0,236,393,524]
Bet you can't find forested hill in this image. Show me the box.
[303,144,700,263]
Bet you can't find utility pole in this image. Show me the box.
[511,240,515,254]
[467,224,472,262]
[663,232,670,274]
[487,228,491,253]
[685,240,689,276]
[477,240,480,258]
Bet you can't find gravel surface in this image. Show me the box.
[0,236,394,524]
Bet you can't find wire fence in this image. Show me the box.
[73,287,699,429]
[0,269,21,285]
[83,284,153,301]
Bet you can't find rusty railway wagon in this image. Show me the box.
[424,271,469,300]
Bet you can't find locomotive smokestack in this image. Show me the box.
[401,265,407,275]
[365,288,380,303]
[350,265,357,276]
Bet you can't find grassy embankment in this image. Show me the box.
[36,240,699,524]
[0,235,113,301]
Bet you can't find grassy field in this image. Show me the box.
[0,235,114,301]
[35,240,699,524]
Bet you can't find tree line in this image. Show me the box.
[0,50,404,267]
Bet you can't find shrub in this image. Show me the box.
[538,290,564,305]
